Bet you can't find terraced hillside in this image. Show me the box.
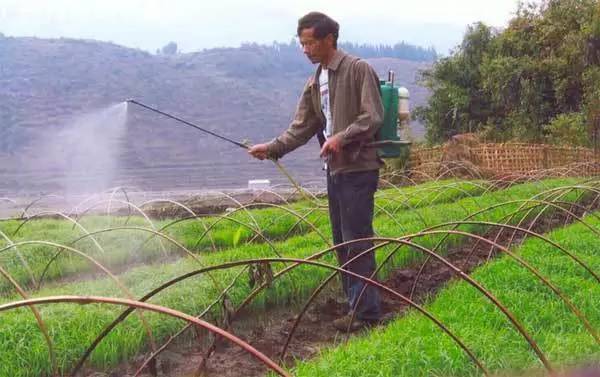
[0,35,430,194]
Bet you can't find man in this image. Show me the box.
[248,11,383,332]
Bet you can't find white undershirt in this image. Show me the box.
[319,68,332,140]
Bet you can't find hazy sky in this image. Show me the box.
[0,0,528,54]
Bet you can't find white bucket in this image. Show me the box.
[248,179,271,190]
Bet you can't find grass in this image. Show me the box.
[0,178,588,376]
[293,213,600,376]
[0,180,489,293]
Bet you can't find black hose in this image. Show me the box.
[126,99,249,149]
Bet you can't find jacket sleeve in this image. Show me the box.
[267,77,322,159]
[339,60,384,146]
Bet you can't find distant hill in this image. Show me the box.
[0,35,431,195]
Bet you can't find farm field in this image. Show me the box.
[0,176,597,377]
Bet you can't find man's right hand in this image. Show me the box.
[248,143,269,160]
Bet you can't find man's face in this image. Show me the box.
[299,27,333,64]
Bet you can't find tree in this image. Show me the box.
[546,113,588,146]
[337,42,437,61]
[414,22,495,143]
[161,41,178,55]
[415,0,600,146]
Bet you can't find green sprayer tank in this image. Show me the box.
[378,78,401,158]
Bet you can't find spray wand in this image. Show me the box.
[126,99,249,149]
[126,99,318,204]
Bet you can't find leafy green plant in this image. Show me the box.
[232,226,244,247]
[545,112,588,146]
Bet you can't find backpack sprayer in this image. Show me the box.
[373,70,412,158]
[126,75,409,193]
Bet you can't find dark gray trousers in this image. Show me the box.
[327,169,381,321]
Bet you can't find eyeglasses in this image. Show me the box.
[299,38,321,48]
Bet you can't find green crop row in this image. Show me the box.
[294,212,600,376]
[0,180,489,293]
[0,178,587,376]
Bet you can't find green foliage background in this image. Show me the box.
[414,0,600,147]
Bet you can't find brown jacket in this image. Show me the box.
[267,50,384,175]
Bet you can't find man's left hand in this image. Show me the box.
[320,134,342,158]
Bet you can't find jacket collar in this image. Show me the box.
[323,49,346,71]
[312,49,346,86]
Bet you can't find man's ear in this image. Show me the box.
[325,34,334,48]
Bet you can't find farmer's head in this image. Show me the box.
[297,12,339,64]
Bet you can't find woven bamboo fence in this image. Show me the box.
[406,143,600,178]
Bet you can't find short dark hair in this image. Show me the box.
[297,12,339,48]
